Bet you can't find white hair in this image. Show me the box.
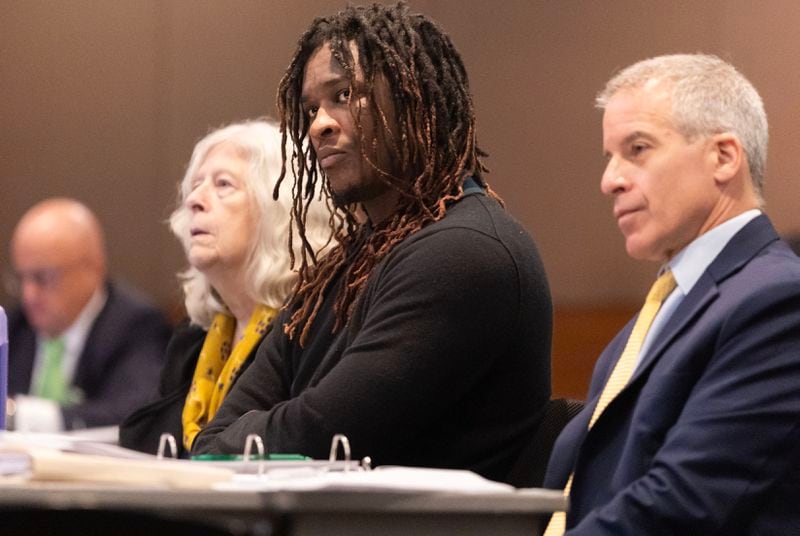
[170,119,333,328]
[596,54,768,199]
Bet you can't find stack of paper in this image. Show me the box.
[1,431,519,495]
[1,430,151,459]
[215,466,516,494]
[11,448,233,489]
[0,450,29,476]
[0,432,233,489]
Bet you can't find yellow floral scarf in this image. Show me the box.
[182,304,276,450]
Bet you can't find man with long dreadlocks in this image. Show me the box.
[193,2,552,485]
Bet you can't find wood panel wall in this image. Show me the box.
[2,1,799,394]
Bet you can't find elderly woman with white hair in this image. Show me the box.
[119,119,332,456]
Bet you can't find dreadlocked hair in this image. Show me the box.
[276,2,501,346]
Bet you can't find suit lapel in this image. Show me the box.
[595,215,780,418]
[634,216,778,381]
[71,281,114,391]
[8,314,38,393]
[628,275,718,385]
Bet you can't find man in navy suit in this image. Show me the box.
[544,54,800,535]
[5,198,169,431]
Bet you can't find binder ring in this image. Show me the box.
[361,456,372,471]
[243,433,266,477]
[157,433,177,460]
[329,433,352,472]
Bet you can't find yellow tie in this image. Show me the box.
[544,270,677,536]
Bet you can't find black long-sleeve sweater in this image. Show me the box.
[193,192,552,484]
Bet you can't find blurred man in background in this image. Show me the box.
[5,197,169,432]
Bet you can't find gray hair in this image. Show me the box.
[596,54,768,199]
[170,119,333,328]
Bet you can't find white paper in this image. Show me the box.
[215,466,515,494]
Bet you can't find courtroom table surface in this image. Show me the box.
[0,481,566,535]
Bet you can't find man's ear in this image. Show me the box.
[711,133,744,184]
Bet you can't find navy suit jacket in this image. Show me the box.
[8,280,170,429]
[544,215,800,535]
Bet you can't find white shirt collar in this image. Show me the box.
[61,285,108,360]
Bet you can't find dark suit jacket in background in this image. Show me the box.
[544,215,800,535]
[8,280,170,429]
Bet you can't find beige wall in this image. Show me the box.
[2,0,799,313]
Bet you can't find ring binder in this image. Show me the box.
[185,433,371,478]
[211,432,518,494]
[243,433,266,476]
[328,433,352,472]
[2,431,533,497]
[157,433,178,460]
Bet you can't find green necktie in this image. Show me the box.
[35,337,69,403]
[544,271,677,536]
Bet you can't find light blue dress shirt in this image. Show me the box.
[633,209,762,372]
